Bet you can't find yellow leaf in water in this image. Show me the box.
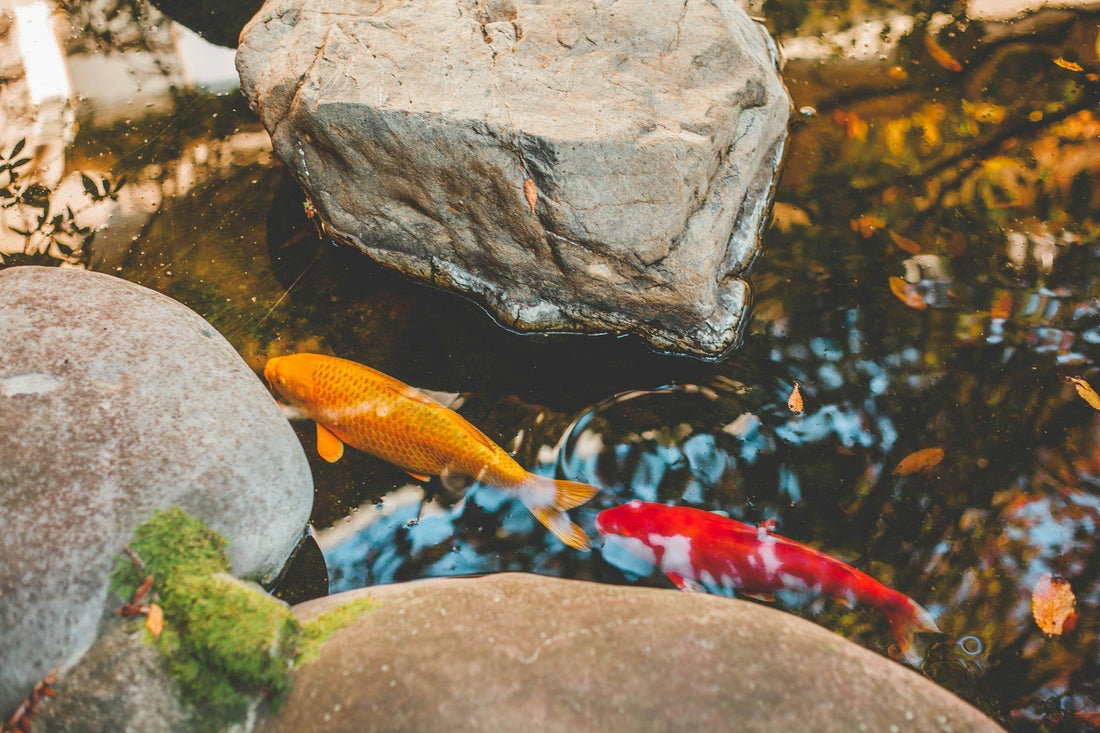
[787,382,804,414]
[1032,573,1076,637]
[888,276,927,310]
[523,178,538,214]
[891,447,944,476]
[1067,376,1100,410]
[1053,57,1084,72]
[146,603,164,639]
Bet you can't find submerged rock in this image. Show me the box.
[0,266,313,718]
[260,574,1002,733]
[237,0,789,360]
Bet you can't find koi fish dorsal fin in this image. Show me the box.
[316,423,345,463]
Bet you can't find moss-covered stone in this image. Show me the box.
[110,509,300,724]
[110,507,230,601]
[296,596,378,667]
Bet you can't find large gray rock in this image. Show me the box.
[237,0,789,360]
[260,574,1003,733]
[0,266,313,718]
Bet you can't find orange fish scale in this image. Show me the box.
[308,357,524,485]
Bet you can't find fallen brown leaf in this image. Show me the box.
[787,382,804,414]
[888,276,928,310]
[1053,57,1084,72]
[851,214,885,239]
[924,32,963,72]
[888,230,924,255]
[146,603,164,639]
[523,178,538,214]
[892,447,945,476]
[1067,376,1100,410]
[1032,573,1076,636]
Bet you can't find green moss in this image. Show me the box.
[110,507,229,600]
[297,596,379,667]
[111,508,301,724]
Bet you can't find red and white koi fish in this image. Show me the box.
[595,501,939,660]
[265,353,599,550]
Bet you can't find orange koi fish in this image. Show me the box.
[264,353,599,550]
[596,501,940,661]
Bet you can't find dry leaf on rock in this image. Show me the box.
[1032,573,1076,636]
[523,178,538,213]
[892,447,945,476]
[146,602,164,639]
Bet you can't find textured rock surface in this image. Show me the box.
[32,618,193,733]
[0,266,313,718]
[259,574,1003,733]
[237,0,789,359]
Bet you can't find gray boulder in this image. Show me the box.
[237,0,789,360]
[260,574,1002,733]
[0,266,313,718]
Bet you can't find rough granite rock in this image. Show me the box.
[0,266,313,718]
[258,574,1003,733]
[237,0,790,360]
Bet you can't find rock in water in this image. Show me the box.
[237,0,789,360]
[0,266,313,719]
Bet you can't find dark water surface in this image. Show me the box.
[6,4,1100,730]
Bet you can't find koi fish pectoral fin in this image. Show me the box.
[405,471,432,483]
[666,572,707,593]
[742,592,776,603]
[315,423,345,463]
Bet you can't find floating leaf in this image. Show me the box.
[990,289,1013,320]
[1053,57,1084,72]
[888,276,928,310]
[146,602,164,639]
[832,110,868,141]
[850,214,885,239]
[892,447,944,476]
[1032,573,1076,637]
[787,382,804,414]
[1067,376,1100,410]
[888,230,924,255]
[9,138,25,159]
[523,178,538,214]
[924,32,962,72]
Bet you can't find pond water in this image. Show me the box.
[4,2,1100,730]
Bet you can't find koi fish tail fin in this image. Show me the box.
[517,473,600,552]
[886,597,940,664]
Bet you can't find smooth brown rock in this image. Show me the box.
[260,573,1003,733]
[0,266,312,718]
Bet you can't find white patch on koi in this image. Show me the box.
[601,534,658,576]
[754,538,782,582]
[648,533,694,579]
[778,572,812,593]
